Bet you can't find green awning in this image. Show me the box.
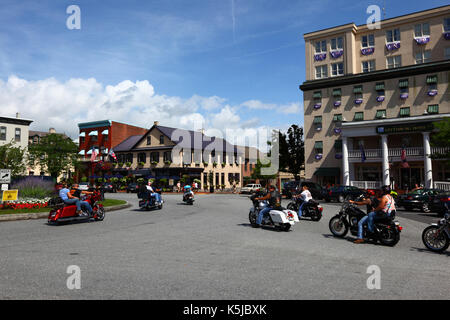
[313,91,322,98]
[314,167,341,177]
[375,110,386,118]
[332,88,342,96]
[375,82,385,91]
[314,141,323,149]
[313,116,322,124]
[400,107,410,117]
[399,79,409,88]
[333,114,342,122]
[427,104,439,114]
[353,85,363,93]
[354,112,364,121]
[426,75,437,84]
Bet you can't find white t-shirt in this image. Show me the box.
[300,190,312,202]
[146,185,154,193]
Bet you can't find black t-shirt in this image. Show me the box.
[268,190,280,207]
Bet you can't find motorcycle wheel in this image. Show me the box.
[287,203,297,211]
[249,211,258,227]
[311,210,322,222]
[329,215,348,237]
[279,224,291,232]
[94,206,105,221]
[378,226,400,247]
[422,225,450,253]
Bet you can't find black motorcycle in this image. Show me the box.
[183,192,194,205]
[328,197,402,246]
[137,188,163,211]
[286,195,323,221]
[422,203,449,253]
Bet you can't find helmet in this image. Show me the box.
[381,185,391,195]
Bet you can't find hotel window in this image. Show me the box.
[164,151,172,162]
[415,50,431,64]
[15,128,21,142]
[314,141,323,154]
[427,105,439,115]
[137,152,146,163]
[386,28,400,43]
[313,116,323,130]
[315,65,328,79]
[330,37,343,50]
[375,110,387,119]
[334,140,342,153]
[313,91,322,104]
[354,112,364,121]
[362,60,375,73]
[0,127,6,140]
[150,152,160,163]
[333,114,343,122]
[315,40,327,53]
[414,23,430,38]
[399,107,410,117]
[331,63,344,76]
[147,136,151,145]
[445,18,450,32]
[426,75,438,92]
[399,79,409,97]
[354,85,363,102]
[362,34,374,48]
[375,82,385,100]
[387,55,401,69]
[160,135,164,144]
[445,47,450,60]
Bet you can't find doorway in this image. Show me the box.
[399,167,423,190]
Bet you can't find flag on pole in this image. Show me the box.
[90,146,98,162]
[108,148,117,162]
[401,146,409,168]
[359,142,366,162]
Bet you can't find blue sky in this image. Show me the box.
[0,0,448,139]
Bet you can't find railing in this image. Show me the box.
[434,181,450,191]
[351,181,382,189]
[348,147,450,160]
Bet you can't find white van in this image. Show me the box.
[240,184,262,194]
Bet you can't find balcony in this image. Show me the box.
[348,147,450,162]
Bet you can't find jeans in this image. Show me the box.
[357,211,377,239]
[257,207,271,225]
[80,200,93,214]
[152,193,162,203]
[64,199,81,212]
[297,201,306,218]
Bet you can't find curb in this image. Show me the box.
[0,201,131,223]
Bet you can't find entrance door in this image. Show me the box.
[400,167,423,190]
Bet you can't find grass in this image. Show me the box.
[0,199,127,215]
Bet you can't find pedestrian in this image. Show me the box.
[177,181,181,193]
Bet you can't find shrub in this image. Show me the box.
[11,177,55,199]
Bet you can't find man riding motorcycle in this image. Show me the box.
[296,185,313,219]
[353,185,396,244]
[146,181,162,205]
[255,185,280,227]
[183,185,194,202]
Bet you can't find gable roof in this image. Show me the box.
[113,135,143,152]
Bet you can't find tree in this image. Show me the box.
[28,133,79,180]
[0,141,27,177]
[431,119,450,165]
[251,159,277,187]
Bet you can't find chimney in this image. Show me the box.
[154,121,159,126]
[16,112,19,119]
[49,128,56,134]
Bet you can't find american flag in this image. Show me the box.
[108,148,117,161]
[359,143,366,162]
[90,146,98,162]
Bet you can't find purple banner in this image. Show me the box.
[444,32,450,40]
[400,93,409,99]
[414,36,430,45]
[334,128,342,134]
[386,42,401,51]
[330,49,344,59]
[314,103,322,109]
[376,96,385,102]
[314,53,326,61]
[427,89,438,97]
[334,101,341,107]
[355,98,363,105]
[361,47,375,55]
[315,154,323,161]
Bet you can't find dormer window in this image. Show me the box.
[147,136,151,145]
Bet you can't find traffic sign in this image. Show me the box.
[0,169,11,184]
[2,189,18,202]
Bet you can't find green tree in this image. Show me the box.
[431,119,450,165]
[251,159,277,187]
[0,141,27,177]
[28,133,79,180]
[278,125,305,179]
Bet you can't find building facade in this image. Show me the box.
[300,5,450,190]
[0,113,33,149]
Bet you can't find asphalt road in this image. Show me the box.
[0,192,448,300]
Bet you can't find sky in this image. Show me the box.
[0,0,448,144]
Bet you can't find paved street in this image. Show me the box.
[0,192,448,300]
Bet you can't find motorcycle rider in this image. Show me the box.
[146,180,162,205]
[255,185,280,227]
[353,185,396,244]
[183,185,194,202]
[71,183,94,216]
[296,184,313,219]
[58,183,85,216]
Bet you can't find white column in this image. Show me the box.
[342,136,350,186]
[423,132,433,188]
[381,134,390,186]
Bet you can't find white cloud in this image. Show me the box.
[0,75,299,150]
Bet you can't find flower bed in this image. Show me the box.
[1,198,50,210]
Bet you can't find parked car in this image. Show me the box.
[282,180,301,199]
[397,188,444,213]
[429,191,450,216]
[102,182,117,193]
[240,184,262,194]
[324,186,365,203]
[127,182,139,193]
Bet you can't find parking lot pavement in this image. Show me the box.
[0,193,448,300]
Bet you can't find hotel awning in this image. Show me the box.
[78,150,85,155]
[79,132,86,137]
[88,131,98,136]
[102,129,109,135]
[313,167,340,177]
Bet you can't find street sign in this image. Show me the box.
[0,169,11,184]
[1,184,8,191]
[2,189,18,202]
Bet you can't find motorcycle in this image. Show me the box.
[328,196,402,246]
[286,194,323,221]
[48,190,105,224]
[422,203,449,253]
[138,188,163,211]
[183,191,195,205]
[248,194,299,231]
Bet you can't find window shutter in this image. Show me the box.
[313,91,322,99]
[332,88,342,96]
